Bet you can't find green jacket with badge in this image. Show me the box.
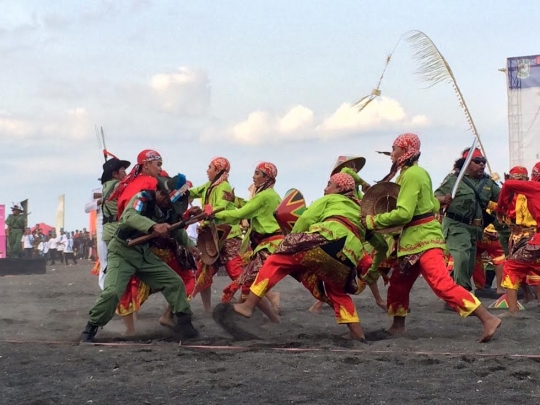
[435,172,500,232]
[435,172,500,290]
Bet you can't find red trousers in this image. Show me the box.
[387,249,480,317]
[250,252,359,324]
[501,259,540,290]
[472,238,506,289]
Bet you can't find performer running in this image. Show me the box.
[189,157,244,312]
[215,162,283,314]
[362,133,500,342]
[496,162,540,315]
[81,150,198,342]
[215,172,374,341]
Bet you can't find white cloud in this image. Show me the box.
[317,97,428,135]
[0,107,91,142]
[230,111,273,145]
[0,115,34,137]
[278,105,314,134]
[150,67,210,116]
[218,96,429,146]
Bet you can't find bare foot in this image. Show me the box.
[159,315,175,328]
[345,323,366,341]
[122,328,136,337]
[341,332,367,342]
[498,311,521,318]
[308,301,324,314]
[477,316,501,343]
[375,300,386,312]
[386,325,406,335]
[267,292,281,315]
[233,303,254,318]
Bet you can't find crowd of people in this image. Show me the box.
[76,133,539,345]
[4,215,97,265]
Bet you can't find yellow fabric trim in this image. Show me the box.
[354,279,367,295]
[455,295,481,317]
[516,195,537,227]
[501,274,520,290]
[487,201,498,212]
[336,305,360,324]
[388,304,408,317]
[525,274,540,285]
[250,277,270,297]
[491,254,506,265]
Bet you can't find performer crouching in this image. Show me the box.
[215,173,372,341]
[362,133,501,342]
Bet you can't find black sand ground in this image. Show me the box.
[1,263,540,404]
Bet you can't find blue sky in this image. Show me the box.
[1,0,539,230]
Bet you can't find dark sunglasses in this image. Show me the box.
[471,158,486,165]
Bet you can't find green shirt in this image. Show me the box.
[215,188,281,234]
[214,188,282,255]
[435,172,500,222]
[190,181,242,239]
[366,163,446,257]
[292,193,365,265]
[6,214,26,231]
[102,179,121,243]
[117,192,157,236]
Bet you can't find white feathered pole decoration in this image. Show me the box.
[405,30,497,179]
[354,30,499,181]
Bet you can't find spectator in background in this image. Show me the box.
[82,228,90,259]
[64,233,77,265]
[22,229,35,258]
[48,233,58,265]
[38,236,50,259]
[57,230,67,264]
[71,231,80,258]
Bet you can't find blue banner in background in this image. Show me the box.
[507,55,540,89]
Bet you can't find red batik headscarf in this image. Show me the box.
[508,166,528,181]
[109,149,162,202]
[209,157,231,187]
[330,172,361,207]
[532,162,540,182]
[462,148,483,159]
[330,172,355,192]
[254,162,278,194]
[380,133,421,182]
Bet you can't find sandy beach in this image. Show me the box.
[1,262,540,404]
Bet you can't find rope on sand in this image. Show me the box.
[1,339,540,358]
